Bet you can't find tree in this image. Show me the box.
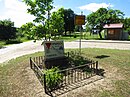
[19,22,46,40]
[34,24,47,40]
[86,8,124,39]
[63,9,75,36]
[23,0,53,40]
[19,22,35,40]
[49,8,64,36]
[123,18,130,33]
[48,8,75,36]
[0,19,17,41]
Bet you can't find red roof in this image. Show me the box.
[103,23,123,29]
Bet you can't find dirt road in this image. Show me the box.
[0,40,130,63]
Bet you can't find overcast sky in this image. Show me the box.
[0,0,130,27]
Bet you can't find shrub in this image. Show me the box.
[44,67,63,91]
[68,51,91,66]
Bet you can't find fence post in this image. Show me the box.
[30,57,32,69]
[43,74,47,93]
[96,61,98,75]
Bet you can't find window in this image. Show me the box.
[108,29,114,34]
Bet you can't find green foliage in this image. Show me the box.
[123,17,130,32]
[63,8,75,35]
[35,24,47,40]
[19,22,46,40]
[19,22,35,40]
[68,51,92,66]
[5,39,22,45]
[49,8,65,36]
[85,24,91,32]
[44,67,63,90]
[68,51,93,74]
[23,0,54,40]
[23,0,53,23]
[86,8,124,39]
[0,19,17,41]
[48,7,75,37]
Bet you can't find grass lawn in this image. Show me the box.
[0,37,32,48]
[51,31,106,42]
[52,32,130,41]
[52,30,115,42]
[0,48,130,97]
[0,41,5,49]
[52,35,80,42]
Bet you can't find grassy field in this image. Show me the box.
[51,32,105,42]
[53,31,130,41]
[0,49,130,97]
[0,48,130,97]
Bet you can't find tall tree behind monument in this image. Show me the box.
[63,9,75,36]
[23,0,53,40]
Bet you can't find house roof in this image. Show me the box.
[103,23,124,29]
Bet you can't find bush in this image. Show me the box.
[44,67,63,91]
[68,51,92,66]
[5,39,22,45]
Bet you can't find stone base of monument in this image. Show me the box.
[44,56,70,69]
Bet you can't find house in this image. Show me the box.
[103,23,124,40]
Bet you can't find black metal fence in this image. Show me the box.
[44,61,98,93]
[30,57,45,86]
[30,56,99,95]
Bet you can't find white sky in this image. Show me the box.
[0,0,35,27]
[0,0,115,27]
[79,3,113,12]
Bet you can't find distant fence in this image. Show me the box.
[30,56,98,94]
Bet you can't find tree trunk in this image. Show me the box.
[65,31,67,36]
[98,30,102,39]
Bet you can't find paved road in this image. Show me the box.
[0,40,130,63]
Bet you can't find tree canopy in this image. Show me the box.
[49,8,65,36]
[23,0,53,23]
[123,18,130,33]
[23,0,53,40]
[0,19,17,41]
[63,8,75,35]
[45,7,75,36]
[86,8,124,38]
[19,22,46,41]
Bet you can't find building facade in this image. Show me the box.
[103,23,124,40]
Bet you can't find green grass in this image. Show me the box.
[66,49,130,97]
[80,48,130,97]
[0,48,130,96]
[127,35,130,41]
[51,31,106,42]
[0,41,5,49]
[51,32,80,42]
[0,37,31,48]
[58,35,80,42]
[51,32,99,42]
[0,51,43,96]
[55,31,130,41]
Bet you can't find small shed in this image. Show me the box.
[103,23,124,40]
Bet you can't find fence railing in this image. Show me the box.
[30,56,98,94]
[44,61,98,93]
[30,57,45,86]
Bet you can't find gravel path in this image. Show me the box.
[0,40,130,63]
